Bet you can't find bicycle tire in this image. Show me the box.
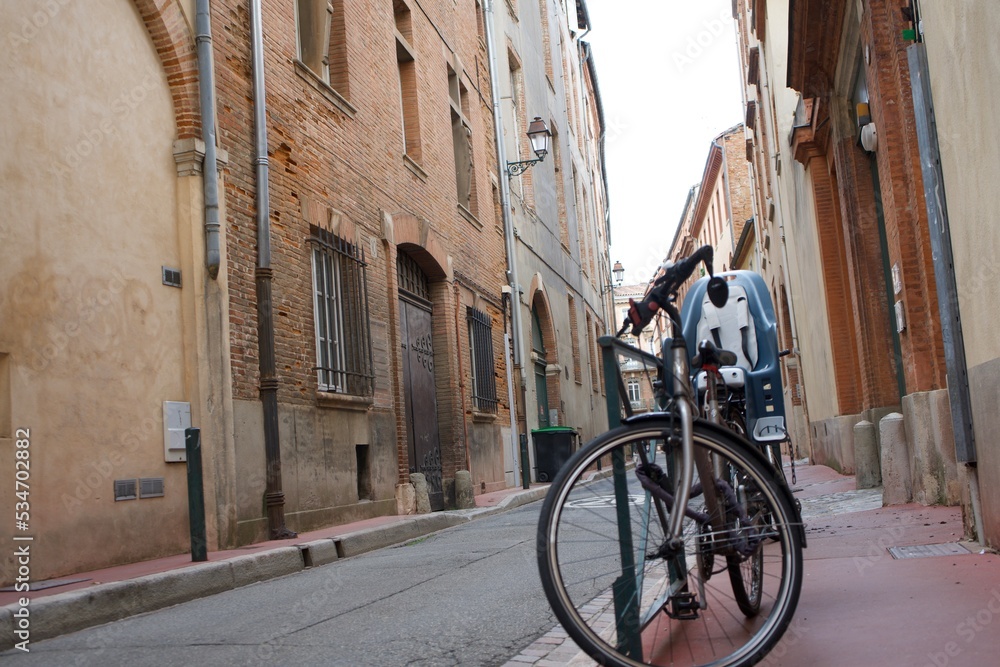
[537,417,803,667]
[725,507,764,617]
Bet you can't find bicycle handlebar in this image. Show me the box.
[616,245,715,338]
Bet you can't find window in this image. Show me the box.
[297,0,332,80]
[552,125,570,249]
[467,307,498,413]
[595,319,605,395]
[450,67,477,215]
[627,379,641,404]
[567,294,581,383]
[395,0,421,162]
[310,226,374,395]
[296,0,349,96]
[586,311,598,392]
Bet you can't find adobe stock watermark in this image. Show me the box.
[923,587,1000,667]
[673,9,734,73]
[60,408,159,510]
[852,512,916,575]
[755,617,811,666]
[6,0,74,50]
[251,569,348,663]
[53,67,160,175]
[17,269,129,382]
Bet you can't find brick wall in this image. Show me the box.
[214,0,510,515]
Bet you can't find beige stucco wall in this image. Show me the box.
[921,2,1000,547]
[0,0,191,581]
[921,3,1000,370]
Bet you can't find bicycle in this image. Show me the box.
[537,246,805,667]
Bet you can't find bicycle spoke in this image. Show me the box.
[538,420,803,667]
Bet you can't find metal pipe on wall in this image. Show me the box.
[483,0,527,476]
[195,0,220,278]
[250,0,295,539]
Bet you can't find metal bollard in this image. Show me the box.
[185,427,208,562]
[519,433,531,489]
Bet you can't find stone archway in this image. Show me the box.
[529,286,562,428]
[132,0,201,139]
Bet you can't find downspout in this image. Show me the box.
[195,0,220,278]
[250,0,295,539]
[454,283,472,476]
[483,0,527,479]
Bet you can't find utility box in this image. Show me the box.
[531,426,577,483]
[163,401,191,462]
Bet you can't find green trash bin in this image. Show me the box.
[531,426,577,482]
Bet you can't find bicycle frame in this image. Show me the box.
[596,300,731,648]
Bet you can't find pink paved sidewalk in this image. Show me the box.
[506,462,1000,667]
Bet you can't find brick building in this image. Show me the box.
[216,0,516,542]
[488,0,612,471]
[668,125,753,300]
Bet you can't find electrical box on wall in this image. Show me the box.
[163,401,191,462]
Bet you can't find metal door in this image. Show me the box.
[400,297,444,511]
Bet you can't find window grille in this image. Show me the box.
[397,252,430,301]
[467,307,498,413]
[310,226,374,395]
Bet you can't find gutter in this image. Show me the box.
[483,0,526,480]
[195,0,220,278]
[250,0,294,539]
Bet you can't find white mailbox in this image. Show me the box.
[163,401,191,462]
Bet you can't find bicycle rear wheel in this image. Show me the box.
[537,417,803,667]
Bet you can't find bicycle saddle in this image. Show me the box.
[691,339,738,369]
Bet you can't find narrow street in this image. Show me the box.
[1,503,553,667]
[2,462,999,666]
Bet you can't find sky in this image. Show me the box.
[585,0,746,287]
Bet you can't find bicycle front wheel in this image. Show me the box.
[537,418,803,667]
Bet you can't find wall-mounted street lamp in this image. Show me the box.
[602,260,625,294]
[506,117,552,177]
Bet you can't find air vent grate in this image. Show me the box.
[888,543,972,559]
[162,266,182,288]
[139,477,165,498]
[114,479,137,501]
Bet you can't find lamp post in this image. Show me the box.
[506,117,552,177]
[603,260,625,294]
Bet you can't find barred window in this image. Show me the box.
[310,226,374,395]
[467,307,498,413]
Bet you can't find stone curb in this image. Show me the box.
[0,488,547,651]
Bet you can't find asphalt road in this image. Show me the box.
[1,501,557,667]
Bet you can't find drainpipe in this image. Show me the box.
[195,0,220,278]
[454,283,472,476]
[483,0,527,470]
[250,0,295,539]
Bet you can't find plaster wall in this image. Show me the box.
[920,3,1000,370]
[0,0,191,581]
[920,1,1000,547]
[232,400,397,544]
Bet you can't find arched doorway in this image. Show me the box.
[531,306,550,428]
[397,250,443,510]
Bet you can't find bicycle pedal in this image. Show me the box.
[667,592,700,620]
